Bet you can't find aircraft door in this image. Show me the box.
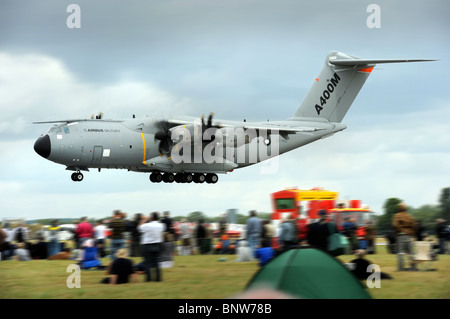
[91,146,103,165]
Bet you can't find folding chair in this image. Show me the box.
[411,241,435,271]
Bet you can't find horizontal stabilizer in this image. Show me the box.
[330,58,436,66]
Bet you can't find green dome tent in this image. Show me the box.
[246,248,372,299]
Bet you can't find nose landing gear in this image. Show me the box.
[71,171,84,182]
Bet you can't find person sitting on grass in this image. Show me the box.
[48,248,72,260]
[233,240,254,262]
[101,248,138,284]
[78,239,105,270]
[254,241,275,267]
[13,242,31,261]
[349,249,393,281]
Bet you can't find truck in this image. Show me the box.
[271,187,373,248]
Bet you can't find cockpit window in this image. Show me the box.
[46,124,70,134]
[46,125,58,134]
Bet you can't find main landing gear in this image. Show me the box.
[149,172,218,184]
[71,171,84,182]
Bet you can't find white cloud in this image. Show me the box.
[0,52,193,138]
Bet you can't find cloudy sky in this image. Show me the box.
[1,0,449,221]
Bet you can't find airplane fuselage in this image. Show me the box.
[34,116,346,182]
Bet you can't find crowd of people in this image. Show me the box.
[1,206,449,285]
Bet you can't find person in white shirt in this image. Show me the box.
[179,219,192,256]
[13,224,29,243]
[138,212,165,282]
[94,221,107,257]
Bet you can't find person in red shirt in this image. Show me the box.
[75,217,94,247]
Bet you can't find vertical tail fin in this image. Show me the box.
[293,51,435,123]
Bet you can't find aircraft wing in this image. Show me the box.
[33,119,88,124]
[33,119,123,124]
[167,116,326,133]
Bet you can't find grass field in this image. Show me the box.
[0,244,449,299]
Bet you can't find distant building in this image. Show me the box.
[2,218,26,226]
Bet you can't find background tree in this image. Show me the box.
[410,204,440,235]
[186,211,208,223]
[376,198,403,232]
[438,187,450,221]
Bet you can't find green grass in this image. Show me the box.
[0,245,449,299]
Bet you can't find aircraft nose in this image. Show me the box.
[34,134,51,158]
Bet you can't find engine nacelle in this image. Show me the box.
[169,124,202,145]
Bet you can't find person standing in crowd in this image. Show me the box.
[179,219,191,256]
[246,210,262,253]
[160,232,175,268]
[364,220,377,254]
[262,220,275,248]
[279,218,294,252]
[94,220,107,258]
[161,211,175,238]
[307,210,335,253]
[14,223,29,244]
[342,217,358,252]
[0,223,14,260]
[139,212,165,282]
[75,217,94,247]
[130,213,143,257]
[47,220,61,257]
[219,213,228,237]
[0,227,6,260]
[195,219,207,254]
[415,220,426,242]
[435,218,448,254]
[108,210,126,260]
[392,202,417,271]
[446,224,450,254]
[290,216,301,246]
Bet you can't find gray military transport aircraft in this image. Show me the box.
[34,51,434,183]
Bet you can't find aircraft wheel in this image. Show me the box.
[71,172,83,182]
[194,173,205,183]
[163,173,175,183]
[206,173,218,184]
[150,172,162,183]
[184,173,193,183]
[154,173,163,183]
[175,173,183,183]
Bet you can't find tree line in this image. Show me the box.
[376,187,450,234]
